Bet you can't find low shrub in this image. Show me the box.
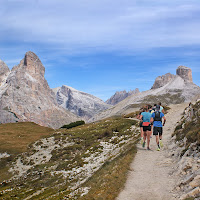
[60,120,85,129]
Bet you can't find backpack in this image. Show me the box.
[153,111,162,121]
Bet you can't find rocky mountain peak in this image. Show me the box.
[24,51,45,78]
[13,51,45,82]
[53,85,110,120]
[106,88,140,105]
[0,53,79,128]
[151,73,176,89]
[176,66,193,83]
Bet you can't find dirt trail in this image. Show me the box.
[117,103,188,200]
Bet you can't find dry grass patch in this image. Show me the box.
[0,122,54,154]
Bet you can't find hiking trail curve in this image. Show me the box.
[117,103,188,200]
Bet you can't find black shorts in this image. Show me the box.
[153,127,163,135]
[140,121,143,127]
[143,125,151,132]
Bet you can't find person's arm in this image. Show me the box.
[162,116,166,126]
[139,115,143,121]
[150,113,154,124]
[150,117,154,124]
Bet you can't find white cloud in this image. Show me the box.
[1,0,200,54]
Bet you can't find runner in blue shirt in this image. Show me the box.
[150,105,166,151]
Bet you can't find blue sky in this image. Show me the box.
[1,0,200,100]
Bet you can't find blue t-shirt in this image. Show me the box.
[141,112,152,122]
[151,112,164,127]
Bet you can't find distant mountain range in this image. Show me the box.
[90,66,200,122]
[0,52,200,127]
[53,85,110,120]
[106,89,140,105]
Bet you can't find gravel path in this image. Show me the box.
[117,103,188,200]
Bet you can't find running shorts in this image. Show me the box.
[153,127,163,135]
[139,121,143,127]
[143,125,151,132]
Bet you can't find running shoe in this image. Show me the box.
[160,140,163,147]
[147,147,151,150]
[142,142,145,148]
[157,147,160,151]
[141,138,143,145]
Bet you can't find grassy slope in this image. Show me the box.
[0,122,54,182]
[0,117,139,200]
[79,143,137,200]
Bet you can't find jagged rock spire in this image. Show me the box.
[176,66,193,83]
[24,51,45,78]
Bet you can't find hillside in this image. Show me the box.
[0,122,54,182]
[0,118,139,199]
[169,100,200,199]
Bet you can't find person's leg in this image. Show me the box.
[153,127,160,150]
[150,125,153,137]
[140,127,144,144]
[143,131,147,148]
[141,127,144,137]
[156,135,159,145]
[159,127,163,147]
[147,130,151,149]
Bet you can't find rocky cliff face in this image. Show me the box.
[151,73,176,89]
[53,85,111,120]
[176,66,193,83]
[0,60,10,84]
[152,66,193,89]
[106,89,140,105]
[0,52,79,128]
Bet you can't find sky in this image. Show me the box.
[0,0,200,101]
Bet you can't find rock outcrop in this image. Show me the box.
[176,66,193,83]
[0,52,79,128]
[53,85,111,120]
[151,73,176,89]
[0,60,10,84]
[106,89,140,105]
[169,100,200,199]
[152,66,193,90]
